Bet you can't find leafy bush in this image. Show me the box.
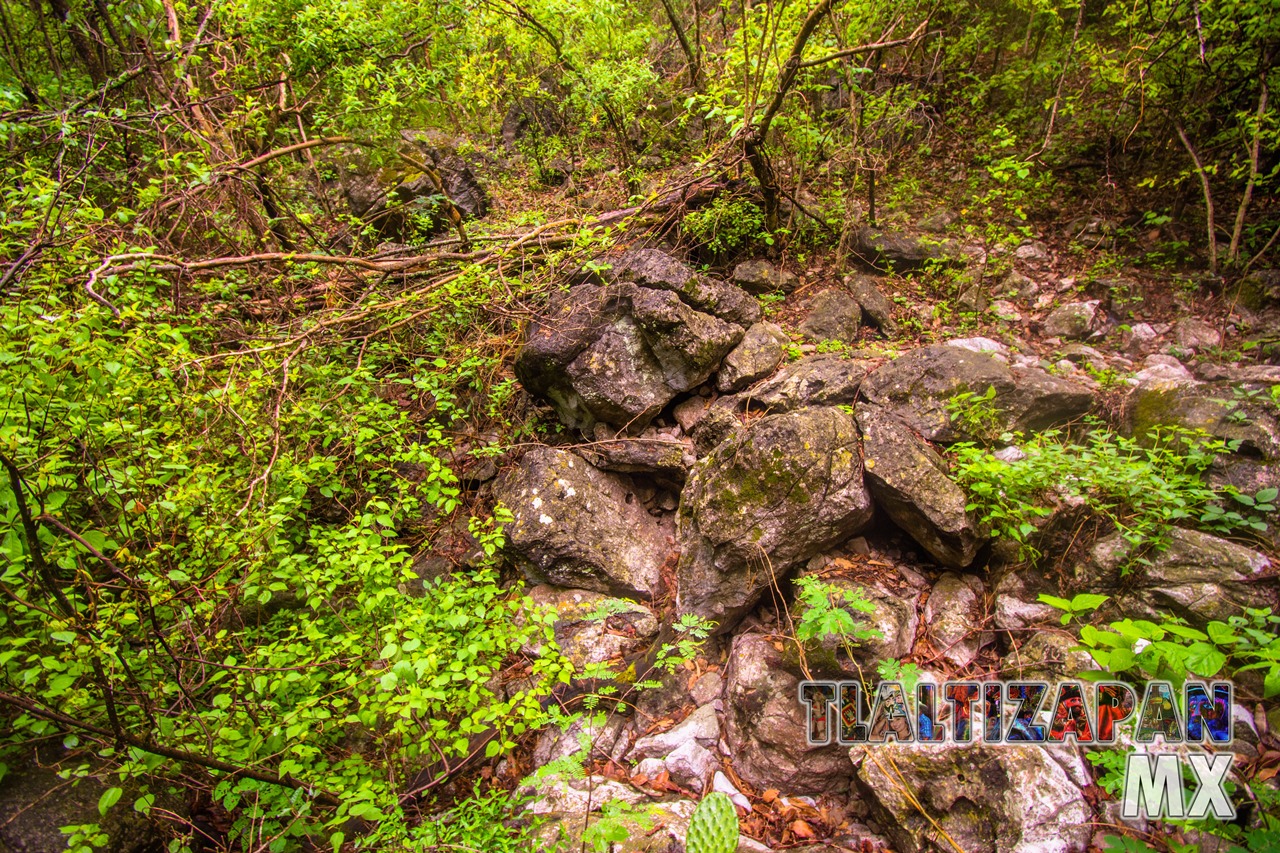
[682,196,766,259]
[950,418,1274,561]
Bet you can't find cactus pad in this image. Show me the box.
[685,792,739,853]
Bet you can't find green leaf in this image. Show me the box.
[98,787,123,816]
[1184,642,1227,677]
[1069,593,1110,611]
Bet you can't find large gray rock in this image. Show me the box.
[861,345,1095,442]
[515,282,743,431]
[849,227,962,272]
[1088,527,1276,627]
[1042,300,1101,340]
[851,742,1092,853]
[676,407,874,632]
[1125,381,1280,457]
[717,321,788,392]
[495,447,672,597]
[734,354,875,413]
[604,248,762,327]
[856,407,982,568]
[0,749,167,853]
[799,288,862,344]
[724,633,852,795]
[923,573,987,668]
[581,433,694,482]
[845,274,899,334]
[732,259,798,294]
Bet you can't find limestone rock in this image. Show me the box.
[849,227,962,272]
[1089,527,1276,627]
[526,585,659,669]
[844,274,899,333]
[1174,318,1223,351]
[495,447,672,597]
[515,281,742,432]
[676,407,873,632]
[734,354,875,414]
[1043,300,1101,340]
[630,704,720,760]
[717,322,788,392]
[723,633,852,795]
[1125,380,1280,456]
[605,248,761,326]
[923,573,987,668]
[799,288,862,344]
[732,259,798,294]
[582,433,694,482]
[857,407,983,568]
[851,742,1092,853]
[689,405,742,456]
[861,345,1094,442]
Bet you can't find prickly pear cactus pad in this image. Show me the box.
[685,792,739,853]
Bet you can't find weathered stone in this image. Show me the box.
[495,447,672,597]
[1235,269,1280,311]
[674,395,714,432]
[732,259,798,294]
[717,322,788,392]
[526,585,659,669]
[734,354,874,414]
[690,671,724,705]
[633,739,718,788]
[676,407,874,632]
[565,313,673,428]
[1002,631,1096,682]
[845,274,899,333]
[631,287,745,392]
[0,748,168,853]
[1174,317,1223,351]
[724,633,852,795]
[849,227,962,272]
[1125,381,1280,456]
[1015,240,1052,261]
[851,742,1092,853]
[946,336,1009,356]
[794,575,918,673]
[1088,528,1276,628]
[861,345,1095,442]
[605,248,761,326]
[799,289,862,344]
[923,573,987,668]
[582,434,694,481]
[689,405,742,456]
[1043,300,1101,340]
[515,281,744,431]
[857,407,982,568]
[630,704,720,760]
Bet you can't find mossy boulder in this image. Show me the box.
[717,321,788,392]
[861,344,1095,442]
[1124,381,1280,458]
[676,407,874,632]
[515,280,743,432]
[856,406,983,568]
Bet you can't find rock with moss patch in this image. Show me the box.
[923,573,988,668]
[495,447,672,598]
[799,289,862,344]
[861,344,1094,442]
[850,742,1092,853]
[848,227,962,272]
[1043,300,1101,340]
[676,407,874,632]
[857,407,983,568]
[732,259,798,294]
[1086,527,1276,627]
[717,322,788,392]
[733,354,875,413]
[1124,381,1280,457]
[515,281,743,432]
